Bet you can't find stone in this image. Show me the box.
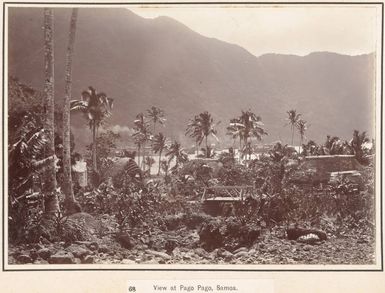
[117,234,133,249]
[81,255,94,264]
[66,244,91,259]
[88,242,99,251]
[17,254,33,264]
[33,259,49,264]
[145,249,171,260]
[121,259,136,264]
[234,251,248,258]
[98,245,110,254]
[194,248,211,259]
[37,248,52,260]
[48,251,75,264]
[233,247,248,254]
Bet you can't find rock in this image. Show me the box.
[66,244,91,259]
[117,234,133,249]
[297,233,321,245]
[145,249,171,260]
[121,259,136,264]
[234,251,248,258]
[17,254,33,264]
[37,248,52,260]
[88,242,99,251]
[165,239,178,254]
[48,251,75,264]
[29,249,38,261]
[172,247,183,258]
[74,258,82,264]
[194,248,211,259]
[233,247,248,254]
[33,259,49,264]
[286,227,327,241]
[81,255,94,264]
[98,245,110,254]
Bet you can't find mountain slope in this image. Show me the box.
[8,8,375,150]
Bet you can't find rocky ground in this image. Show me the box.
[8,213,375,266]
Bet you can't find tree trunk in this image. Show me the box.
[62,8,80,215]
[158,149,162,175]
[205,136,209,158]
[138,145,142,167]
[92,122,97,172]
[43,8,59,215]
[291,125,294,146]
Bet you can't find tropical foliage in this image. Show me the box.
[70,86,113,173]
[186,111,219,158]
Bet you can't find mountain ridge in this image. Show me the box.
[8,8,375,150]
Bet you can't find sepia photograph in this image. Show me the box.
[2,1,383,272]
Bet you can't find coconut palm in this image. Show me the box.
[296,119,307,146]
[70,86,113,173]
[146,106,166,133]
[186,111,219,158]
[152,132,168,175]
[226,118,244,150]
[286,109,301,145]
[62,8,79,214]
[239,110,267,147]
[166,140,188,171]
[43,8,59,214]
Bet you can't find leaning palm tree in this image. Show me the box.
[152,132,168,175]
[62,8,79,214]
[296,119,307,146]
[43,8,59,215]
[166,140,188,171]
[146,106,166,133]
[286,109,301,145]
[70,86,113,173]
[186,111,219,158]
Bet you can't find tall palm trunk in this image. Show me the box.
[205,135,209,158]
[43,8,59,215]
[62,8,80,214]
[137,144,141,166]
[92,122,97,172]
[291,125,294,146]
[158,149,162,175]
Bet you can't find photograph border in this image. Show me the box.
[1,0,383,273]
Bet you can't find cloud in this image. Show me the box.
[110,125,135,135]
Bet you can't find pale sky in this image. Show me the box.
[129,4,380,57]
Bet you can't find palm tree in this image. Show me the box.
[166,140,188,171]
[62,8,79,214]
[70,86,113,173]
[133,113,150,170]
[226,118,244,150]
[286,109,301,145]
[152,132,168,175]
[146,106,166,133]
[296,119,307,146]
[43,8,59,215]
[239,110,267,147]
[186,111,219,158]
